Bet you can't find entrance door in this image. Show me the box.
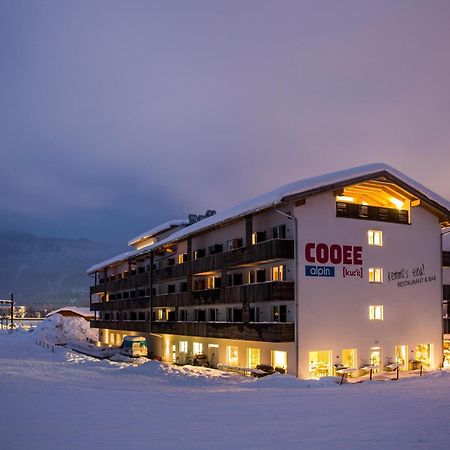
[208,344,219,368]
[370,347,381,372]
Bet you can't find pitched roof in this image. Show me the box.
[87,163,450,273]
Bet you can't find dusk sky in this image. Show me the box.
[1,0,449,244]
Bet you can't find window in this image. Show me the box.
[226,346,239,366]
[194,248,206,259]
[272,350,288,371]
[226,238,243,251]
[207,276,221,289]
[193,342,203,355]
[250,307,260,322]
[227,272,243,286]
[415,344,432,368]
[308,350,331,378]
[249,269,266,284]
[395,345,408,370]
[179,309,187,321]
[208,244,223,255]
[273,305,287,322]
[247,348,261,369]
[369,305,383,320]
[208,308,219,321]
[179,341,188,353]
[272,224,286,239]
[178,253,188,264]
[369,268,383,283]
[368,230,383,246]
[194,309,206,322]
[272,265,286,281]
[251,231,266,245]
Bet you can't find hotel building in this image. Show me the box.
[88,163,450,378]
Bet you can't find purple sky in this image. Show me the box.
[1,0,449,244]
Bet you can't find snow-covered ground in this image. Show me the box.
[1,329,450,450]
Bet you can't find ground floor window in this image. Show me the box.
[179,341,188,353]
[247,348,260,369]
[308,351,331,379]
[272,350,288,372]
[415,344,432,368]
[395,345,408,370]
[193,342,203,355]
[342,348,356,370]
[444,340,450,369]
[226,346,239,366]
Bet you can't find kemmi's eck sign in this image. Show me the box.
[304,243,363,278]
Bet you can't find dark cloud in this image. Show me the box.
[0,0,449,242]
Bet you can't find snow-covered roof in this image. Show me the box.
[46,306,94,319]
[128,219,189,247]
[87,163,450,273]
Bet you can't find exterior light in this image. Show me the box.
[336,195,354,203]
[389,197,404,209]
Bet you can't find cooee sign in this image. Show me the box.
[305,243,363,265]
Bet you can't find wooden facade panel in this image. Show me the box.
[191,239,294,274]
[150,321,295,342]
[149,282,295,308]
[90,297,150,311]
[91,320,150,333]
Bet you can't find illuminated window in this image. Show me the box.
[369,268,383,283]
[178,253,187,264]
[368,230,383,246]
[207,276,221,289]
[308,350,331,378]
[226,346,239,366]
[193,342,203,355]
[247,348,261,369]
[271,265,286,281]
[272,350,288,371]
[370,347,381,371]
[156,309,164,321]
[369,305,383,320]
[415,344,432,368]
[179,341,188,353]
[395,345,408,370]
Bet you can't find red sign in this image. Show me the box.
[305,243,363,265]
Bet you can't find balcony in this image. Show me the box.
[151,282,295,308]
[150,321,295,342]
[192,239,294,274]
[90,297,150,311]
[90,272,150,294]
[153,263,190,282]
[443,251,450,267]
[336,202,409,224]
[90,320,150,333]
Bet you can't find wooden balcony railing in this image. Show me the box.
[90,272,150,294]
[192,239,294,274]
[150,321,295,342]
[90,320,150,333]
[90,297,150,311]
[153,263,190,282]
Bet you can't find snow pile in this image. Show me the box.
[249,372,339,388]
[32,313,98,345]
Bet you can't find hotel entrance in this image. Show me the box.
[308,350,332,379]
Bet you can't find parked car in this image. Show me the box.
[119,336,148,357]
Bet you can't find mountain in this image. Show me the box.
[0,230,123,308]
